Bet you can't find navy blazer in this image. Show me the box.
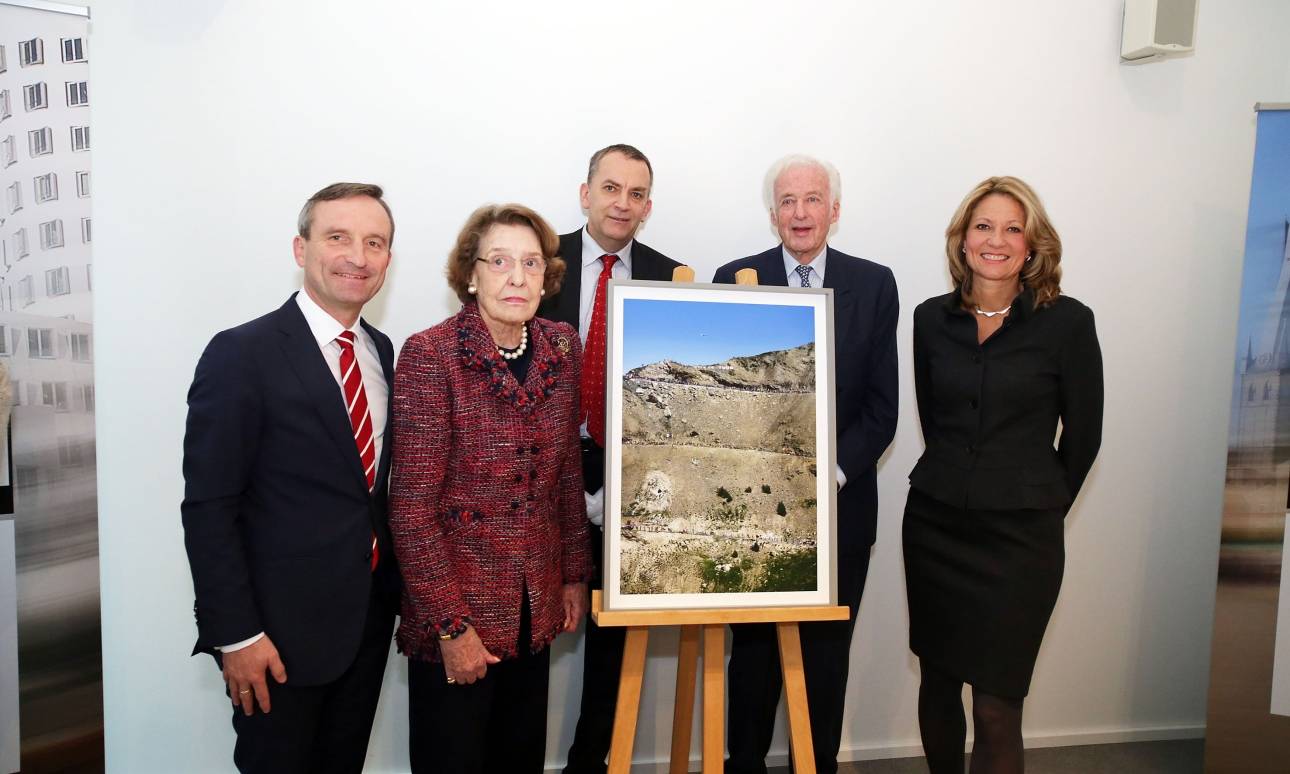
[713,246,899,554]
[539,227,682,493]
[181,294,398,686]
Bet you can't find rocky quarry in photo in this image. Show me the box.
[618,342,819,595]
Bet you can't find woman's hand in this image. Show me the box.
[561,582,589,632]
[439,625,500,685]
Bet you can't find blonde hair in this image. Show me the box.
[945,176,1062,309]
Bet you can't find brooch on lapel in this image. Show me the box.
[554,334,571,355]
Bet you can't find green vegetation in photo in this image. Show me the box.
[757,549,817,592]
[701,557,745,593]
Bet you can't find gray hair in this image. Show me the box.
[297,182,394,245]
[762,155,841,211]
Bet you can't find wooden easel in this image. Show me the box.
[596,266,849,774]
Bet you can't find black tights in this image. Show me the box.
[918,661,1025,774]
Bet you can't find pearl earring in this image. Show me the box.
[540,288,546,296]
[467,284,477,294]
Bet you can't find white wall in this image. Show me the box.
[93,1,1290,771]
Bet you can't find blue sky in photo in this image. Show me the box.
[621,299,815,371]
[1230,110,1290,435]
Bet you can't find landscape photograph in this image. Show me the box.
[611,293,829,604]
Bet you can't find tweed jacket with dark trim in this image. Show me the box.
[390,302,591,662]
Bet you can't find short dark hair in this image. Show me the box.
[445,204,566,304]
[297,182,395,245]
[586,144,653,190]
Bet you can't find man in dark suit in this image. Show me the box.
[539,144,682,774]
[713,155,899,774]
[182,182,401,774]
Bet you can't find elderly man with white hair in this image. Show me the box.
[712,154,899,774]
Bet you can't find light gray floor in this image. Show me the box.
[784,739,1206,774]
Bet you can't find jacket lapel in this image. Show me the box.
[543,230,584,326]
[276,296,370,492]
[362,317,396,491]
[759,248,791,287]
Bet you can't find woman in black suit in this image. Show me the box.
[905,176,1103,774]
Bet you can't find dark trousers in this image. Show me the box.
[726,550,872,774]
[409,594,551,774]
[230,582,397,774]
[563,522,623,774]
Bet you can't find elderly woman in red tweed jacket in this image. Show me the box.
[390,203,591,774]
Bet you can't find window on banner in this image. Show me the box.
[28,127,52,157]
[18,38,42,67]
[34,172,57,204]
[23,82,47,111]
[61,38,85,63]
[39,219,63,249]
[65,81,88,108]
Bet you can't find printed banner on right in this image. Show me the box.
[1205,104,1290,773]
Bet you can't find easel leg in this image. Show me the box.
[608,626,650,774]
[777,622,815,774]
[702,623,726,774]
[669,625,700,774]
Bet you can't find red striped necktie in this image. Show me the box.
[336,330,379,571]
[581,254,617,446]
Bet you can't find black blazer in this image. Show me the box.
[713,246,899,555]
[539,228,682,493]
[181,294,397,686]
[909,288,1103,511]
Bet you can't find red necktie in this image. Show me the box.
[581,254,618,446]
[337,331,379,571]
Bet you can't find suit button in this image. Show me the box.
[966,446,975,455]
[516,445,525,455]
[969,399,978,409]
[511,500,520,509]
[531,445,540,455]
[515,474,524,483]
[972,355,982,364]
[527,494,534,501]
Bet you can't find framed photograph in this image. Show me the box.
[603,280,836,611]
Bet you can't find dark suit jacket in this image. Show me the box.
[182,294,397,686]
[713,246,898,555]
[389,303,591,661]
[538,227,682,493]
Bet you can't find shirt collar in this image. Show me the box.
[782,245,828,282]
[295,289,363,349]
[581,226,634,272]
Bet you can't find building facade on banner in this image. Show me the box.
[0,7,101,769]
[1225,221,1290,579]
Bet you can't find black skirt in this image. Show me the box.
[902,486,1065,699]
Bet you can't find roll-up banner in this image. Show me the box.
[0,2,102,771]
[1205,104,1290,773]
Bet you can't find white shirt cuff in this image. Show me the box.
[217,632,265,653]
[836,464,847,492]
[585,488,604,527]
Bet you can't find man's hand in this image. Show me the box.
[439,626,500,685]
[223,635,287,716]
[561,582,589,633]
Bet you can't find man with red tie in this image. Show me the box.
[539,144,681,774]
[182,183,400,774]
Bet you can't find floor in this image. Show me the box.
[781,739,1205,774]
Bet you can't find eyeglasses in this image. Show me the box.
[475,255,546,275]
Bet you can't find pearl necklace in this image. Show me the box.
[498,324,528,360]
[974,305,1011,318]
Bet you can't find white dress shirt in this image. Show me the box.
[782,245,828,288]
[220,290,389,652]
[578,228,635,526]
